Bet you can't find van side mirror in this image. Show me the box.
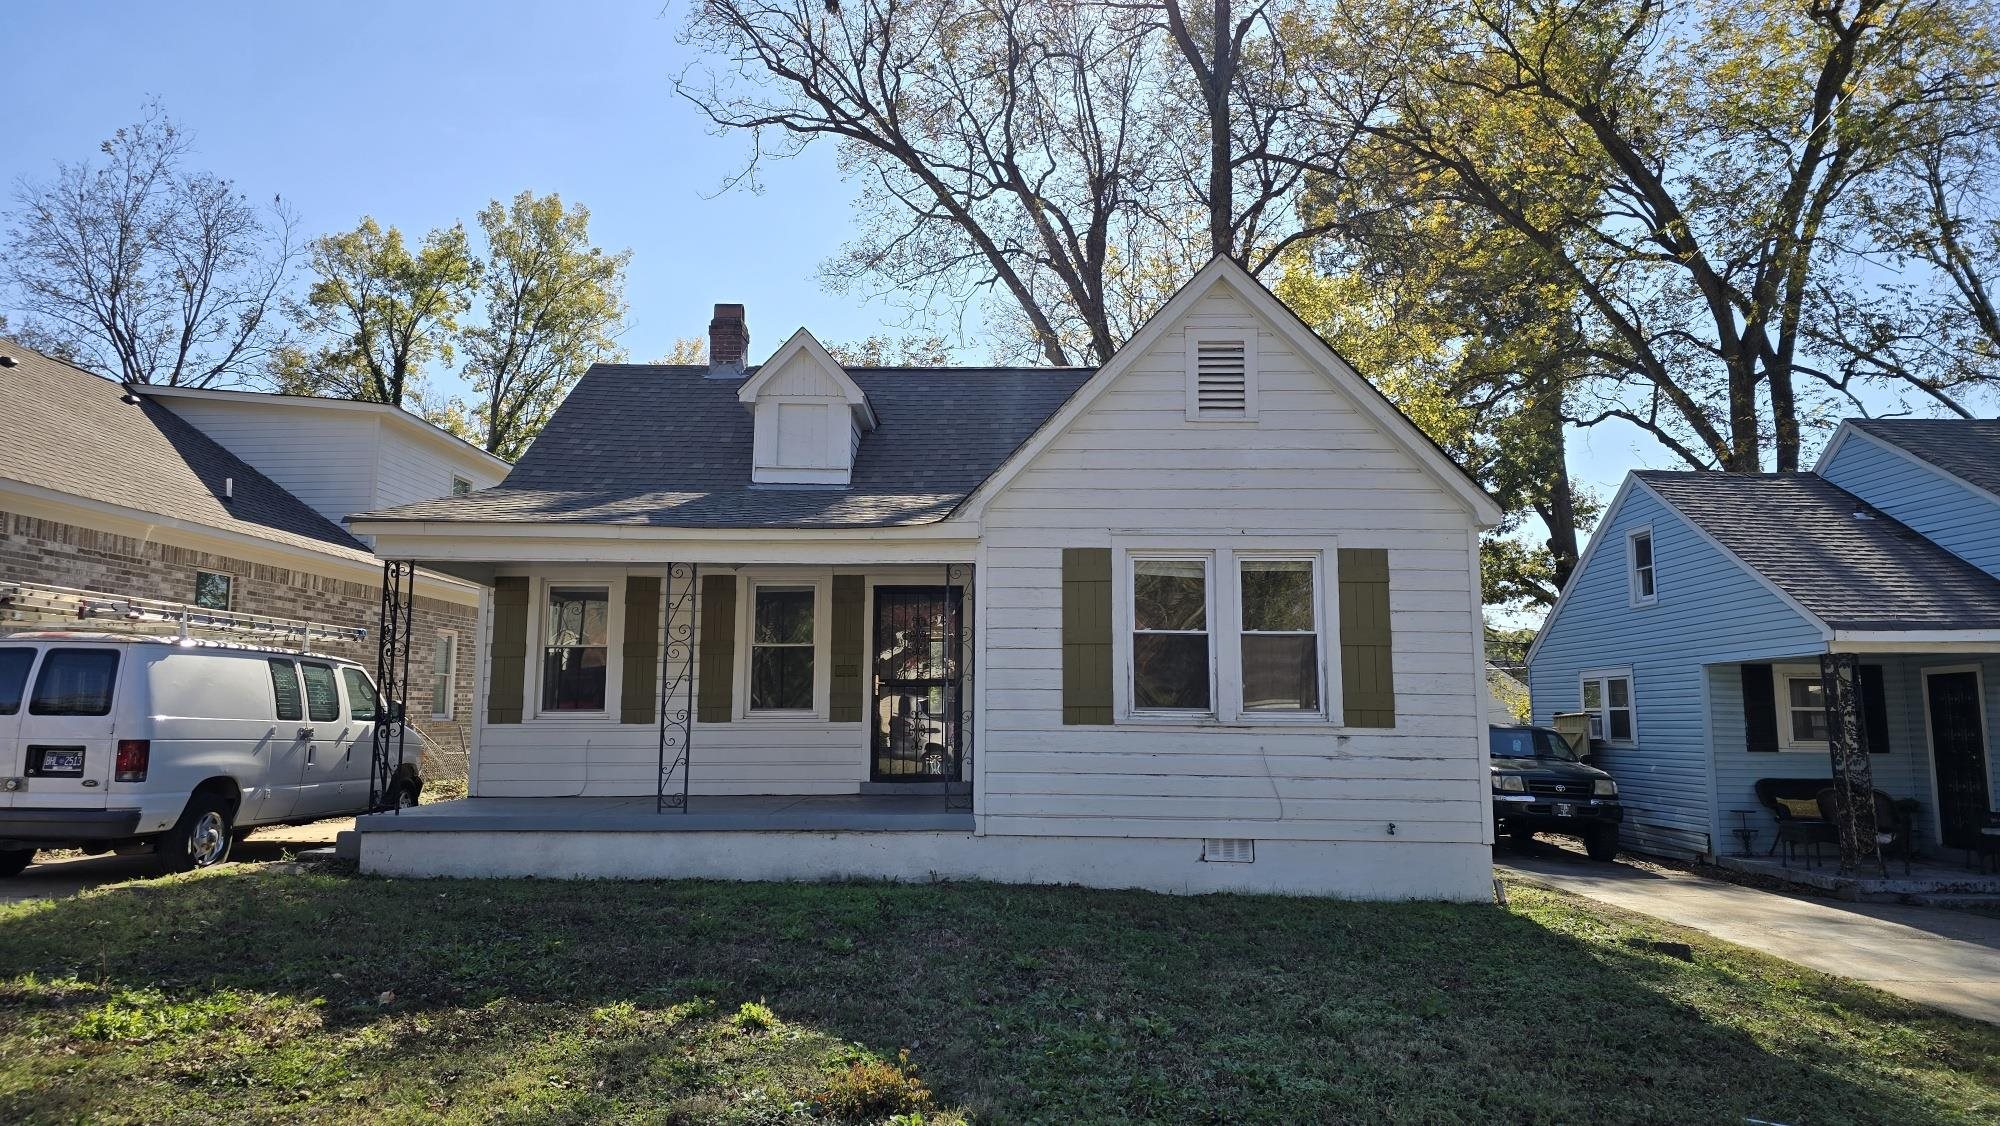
[383,700,405,724]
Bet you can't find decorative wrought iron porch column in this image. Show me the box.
[1819,651,1883,874]
[657,563,696,812]
[946,562,975,812]
[369,559,417,812]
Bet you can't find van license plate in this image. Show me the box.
[28,747,85,777]
[1553,802,1576,818]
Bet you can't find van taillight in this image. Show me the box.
[115,740,149,782]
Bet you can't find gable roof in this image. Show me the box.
[0,341,375,564]
[736,329,877,429]
[956,256,1505,525]
[1634,470,2000,632]
[1844,418,2000,500]
[352,364,1094,528]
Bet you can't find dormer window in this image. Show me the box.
[737,329,877,485]
[1186,330,1257,421]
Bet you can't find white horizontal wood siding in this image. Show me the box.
[1529,485,1827,857]
[155,398,378,533]
[1819,433,2000,581]
[372,421,505,508]
[976,283,1488,845]
[472,564,957,798]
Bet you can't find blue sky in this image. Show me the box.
[2,0,1835,586]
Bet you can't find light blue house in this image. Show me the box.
[1528,420,2000,859]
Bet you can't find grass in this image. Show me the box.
[0,868,1996,1124]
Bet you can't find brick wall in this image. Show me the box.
[0,509,478,772]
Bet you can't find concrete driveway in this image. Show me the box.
[0,818,352,905]
[1498,843,2000,1025]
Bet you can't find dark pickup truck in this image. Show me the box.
[1490,724,1623,861]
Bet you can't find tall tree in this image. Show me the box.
[677,0,1335,364]
[279,218,479,408]
[2,102,296,386]
[1301,0,2000,472]
[460,192,630,460]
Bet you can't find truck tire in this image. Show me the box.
[0,849,33,878]
[157,793,235,873]
[1584,823,1620,862]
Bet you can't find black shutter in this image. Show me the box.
[1860,664,1890,754]
[1741,663,1778,753]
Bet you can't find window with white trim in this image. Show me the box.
[1581,671,1635,744]
[1627,528,1655,605]
[1185,330,1258,421]
[452,475,473,496]
[749,585,816,712]
[1238,557,1320,712]
[432,631,458,721]
[1778,665,1828,747]
[1131,557,1211,711]
[541,585,610,712]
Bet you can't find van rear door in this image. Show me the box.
[15,646,120,809]
[0,644,41,810]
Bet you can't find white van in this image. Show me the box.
[0,633,422,876]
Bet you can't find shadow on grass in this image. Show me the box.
[2,867,1997,1123]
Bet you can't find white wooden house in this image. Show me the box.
[348,259,1505,899]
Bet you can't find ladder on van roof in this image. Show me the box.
[0,580,368,653]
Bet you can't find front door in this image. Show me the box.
[1926,669,1993,849]
[871,586,963,782]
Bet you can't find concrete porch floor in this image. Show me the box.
[356,794,976,835]
[1713,853,2000,903]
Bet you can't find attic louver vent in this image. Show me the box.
[1201,837,1255,863]
[1194,339,1248,416]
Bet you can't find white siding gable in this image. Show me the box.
[739,329,874,485]
[974,270,1492,855]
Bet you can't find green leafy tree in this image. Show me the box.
[1300,0,2000,472]
[824,335,953,366]
[460,192,630,460]
[281,218,478,408]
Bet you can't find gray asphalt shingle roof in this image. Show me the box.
[1636,470,2000,632]
[354,363,1096,528]
[0,342,375,563]
[1849,418,2000,499]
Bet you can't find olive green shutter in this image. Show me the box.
[830,575,866,722]
[697,574,737,723]
[488,577,529,725]
[620,576,661,724]
[1062,548,1114,724]
[1338,548,1395,728]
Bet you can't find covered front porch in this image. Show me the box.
[1708,647,2000,877]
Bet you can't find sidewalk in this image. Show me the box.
[1498,849,2000,1025]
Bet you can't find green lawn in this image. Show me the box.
[1,868,1996,1124]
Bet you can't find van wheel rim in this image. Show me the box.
[189,812,228,867]
[397,788,417,809]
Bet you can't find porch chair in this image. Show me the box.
[1753,778,1837,868]
[1814,787,1915,876]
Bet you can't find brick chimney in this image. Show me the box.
[708,303,749,377]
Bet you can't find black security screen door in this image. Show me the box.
[1927,671,1992,849]
[872,586,963,782]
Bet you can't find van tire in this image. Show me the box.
[0,849,33,878]
[157,794,235,873]
[390,774,422,810]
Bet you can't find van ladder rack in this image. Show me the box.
[0,580,367,653]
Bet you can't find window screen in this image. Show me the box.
[0,649,35,716]
[29,649,120,716]
[268,659,303,722]
[300,663,341,723]
[750,586,815,710]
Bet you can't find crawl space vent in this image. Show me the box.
[1193,339,1248,416]
[1201,837,1255,863]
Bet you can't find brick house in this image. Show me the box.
[0,341,508,760]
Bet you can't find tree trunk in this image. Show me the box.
[1208,0,1233,262]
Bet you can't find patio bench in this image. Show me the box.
[1753,778,1838,868]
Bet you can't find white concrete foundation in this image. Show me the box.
[360,830,1494,901]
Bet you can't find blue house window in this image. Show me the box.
[1581,671,1635,745]
[1627,529,1656,606]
